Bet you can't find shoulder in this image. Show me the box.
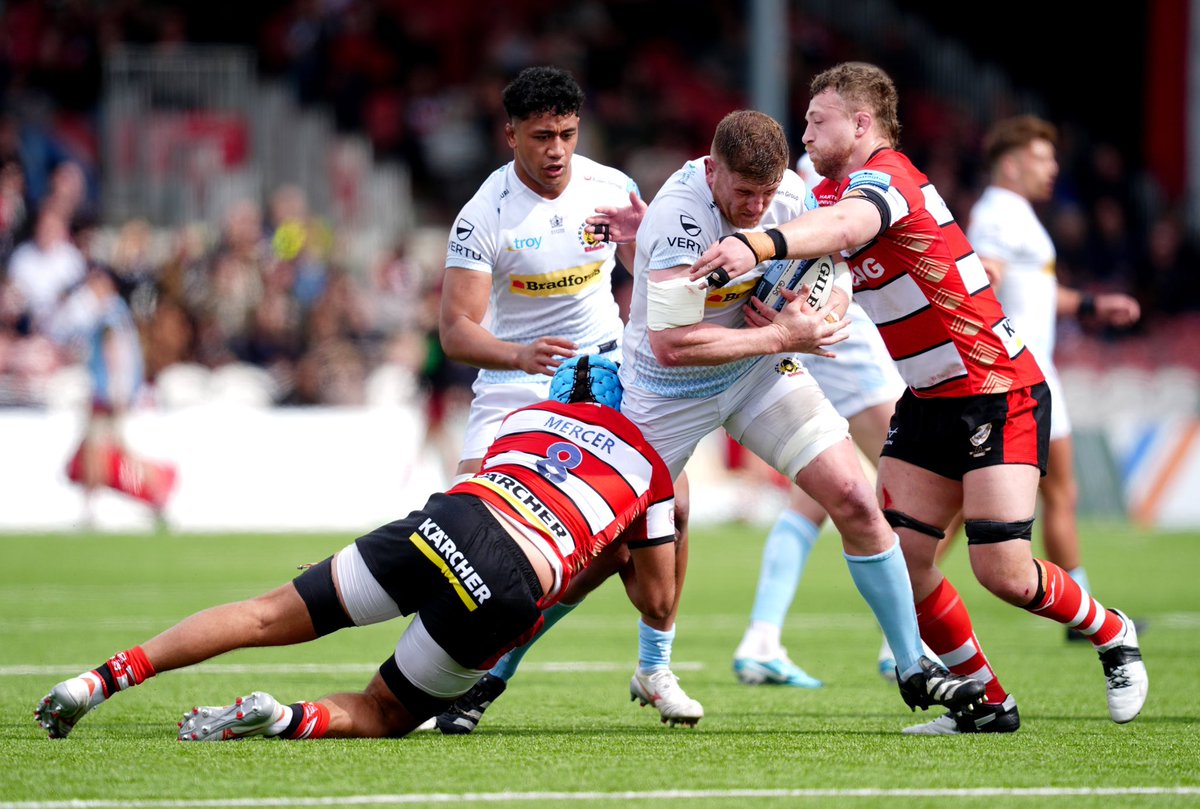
[571,154,637,194]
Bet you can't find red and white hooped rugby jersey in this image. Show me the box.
[448,400,675,602]
[811,148,1044,397]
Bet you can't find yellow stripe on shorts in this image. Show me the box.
[408,531,478,611]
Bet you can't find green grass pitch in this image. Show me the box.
[2,521,1197,808]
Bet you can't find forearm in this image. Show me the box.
[440,317,522,370]
[651,322,785,367]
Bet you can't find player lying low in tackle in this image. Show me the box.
[35,356,678,741]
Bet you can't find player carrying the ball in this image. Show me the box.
[440,108,988,734]
[690,62,1147,734]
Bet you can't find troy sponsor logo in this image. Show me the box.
[477,471,571,546]
[449,241,483,261]
[506,235,543,251]
[511,262,603,296]
[415,516,492,605]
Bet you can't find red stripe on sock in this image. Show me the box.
[102,646,157,692]
[915,578,1008,704]
[286,702,331,739]
[1027,560,1123,646]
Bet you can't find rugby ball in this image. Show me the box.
[752,254,839,312]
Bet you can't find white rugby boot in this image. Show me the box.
[630,667,704,727]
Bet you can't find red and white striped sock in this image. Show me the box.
[915,577,1009,705]
[1025,559,1124,647]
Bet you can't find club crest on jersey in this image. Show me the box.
[456,219,475,240]
[774,357,806,377]
[550,214,565,234]
[578,222,607,252]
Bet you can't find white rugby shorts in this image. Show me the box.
[802,309,905,420]
[459,380,551,462]
[621,354,849,480]
[1043,360,1071,441]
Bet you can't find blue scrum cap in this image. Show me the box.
[548,355,623,411]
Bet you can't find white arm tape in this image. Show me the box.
[832,257,853,299]
[647,276,707,331]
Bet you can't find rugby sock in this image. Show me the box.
[638,619,675,673]
[279,701,331,739]
[489,600,579,682]
[915,578,1008,704]
[746,510,819,631]
[1025,560,1124,647]
[843,535,923,675]
[88,646,157,700]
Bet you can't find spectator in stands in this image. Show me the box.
[6,206,85,334]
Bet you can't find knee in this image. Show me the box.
[638,588,675,622]
[823,479,883,532]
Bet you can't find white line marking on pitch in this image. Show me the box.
[2,787,1199,808]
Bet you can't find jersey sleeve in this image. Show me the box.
[844,167,912,234]
[642,193,706,271]
[445,187,500,273]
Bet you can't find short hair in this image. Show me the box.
[502,66,585,121]
[810,62,901,147]
[983,115,1058,171]
[710,110,789,185]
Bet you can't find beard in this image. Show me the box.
[808,142,853,182]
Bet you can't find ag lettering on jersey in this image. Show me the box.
[851,257,887,288]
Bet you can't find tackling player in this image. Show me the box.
[691,63,1148,734]
[35,356,679,741]
[952,115,1141,644]
[438,110,987,735]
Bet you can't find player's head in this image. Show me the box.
[706,110,788,229]
[502,66,584,197]
[804,62,900,180]
[983,115,1059,203]
[549,355,623,412]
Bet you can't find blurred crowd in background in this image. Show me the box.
[1,0,1198,416]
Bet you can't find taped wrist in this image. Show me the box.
[726,228,787,263]
[1077,293,1096,318]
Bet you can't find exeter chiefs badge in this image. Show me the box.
[774,358,805,377]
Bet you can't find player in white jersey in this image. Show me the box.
[437,111,984,736]
[435,66,696,732]
[956,115,1140,641]
[731,154,907,688]
[440,66,639,470]
[620,110,980,723]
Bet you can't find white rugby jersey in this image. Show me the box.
[621,158,808,398]
[446,154,638,385]
[967,185,1058,361]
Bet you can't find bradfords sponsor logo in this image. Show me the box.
[705,278,756,306]
[578,222,607,252]
[511,262,604,297]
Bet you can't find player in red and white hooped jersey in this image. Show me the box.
[690,62,1147,734]
[35,356,678,743]
[449,392,676,607]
